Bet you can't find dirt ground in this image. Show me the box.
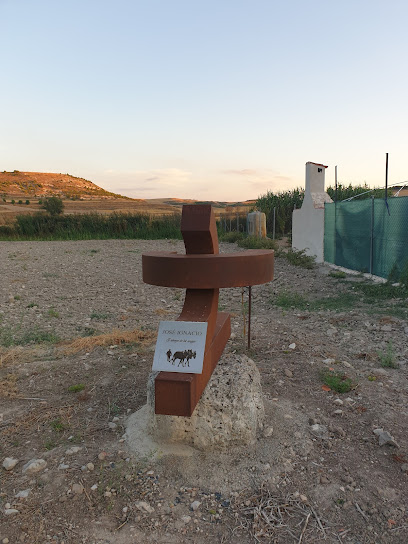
[0,239,407,544]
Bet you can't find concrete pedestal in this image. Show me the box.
[125,354,264,457]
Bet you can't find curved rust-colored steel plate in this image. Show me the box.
[142,249,274,288]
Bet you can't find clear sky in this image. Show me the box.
[1,0,407,201]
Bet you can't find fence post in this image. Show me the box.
[334,165,337,266]
[369,196,374,274]
[273,207,276,240]
[334,201,337,266]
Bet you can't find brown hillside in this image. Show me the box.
[0,171,138,200]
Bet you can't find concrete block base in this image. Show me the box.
[125,354,265,457]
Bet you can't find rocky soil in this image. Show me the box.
[1,239,407,544]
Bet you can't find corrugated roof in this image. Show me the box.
[307,162,328,168]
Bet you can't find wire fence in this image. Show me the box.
[324,196,408,279]
[217,210,278,238]
[217,213,248,233]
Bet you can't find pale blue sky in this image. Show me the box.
[1,0,407,200]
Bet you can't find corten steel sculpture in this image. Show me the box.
[142,205,274,417]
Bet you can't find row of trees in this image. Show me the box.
[1,195,64,214]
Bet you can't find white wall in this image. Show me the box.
[292,162,332,263]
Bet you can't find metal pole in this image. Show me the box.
[248,286,252,350]
[241,288,246,344]
[334,166,337,265]
[273,207,276,240]
[335,165,338,203]
[385,152,389,202]
[236,213,239,232]
[370,196,374,274]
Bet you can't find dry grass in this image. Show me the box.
[60,328,156,355]
[0,373,19,398]
[0,346,45,367]
[1,404,75,440]
[154,308,172,316]
[62,199,176,216]
[234,484,328,543]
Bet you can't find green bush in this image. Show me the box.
[42,196,64,216]
[0,211,182,241]
[237,236,277,250]
[329,270,347,279]
[280,248,316,269]
[400,262,408,289]
[320,369,353,393]
[275,291,309,310]
[377,342,398,369]
[68,384,86,393]
[352,281,406,301]
[218,231,246,243]
[0,325,60,347]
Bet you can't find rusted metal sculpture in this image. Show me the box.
[142,204,274,417]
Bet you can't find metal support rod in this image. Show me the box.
[241,287,246,341]
[385,152,389,202]
[369,196,374,274]
[248,286,252,350]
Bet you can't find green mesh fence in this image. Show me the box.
[324,197,408,279]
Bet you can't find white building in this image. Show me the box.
[292,162,332,263]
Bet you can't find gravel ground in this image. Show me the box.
[0,239,407,544]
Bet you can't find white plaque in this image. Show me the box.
[152,321,208,374]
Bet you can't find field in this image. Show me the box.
[0,199,177,226]
[0,198,253,228]
[1,239,407,543]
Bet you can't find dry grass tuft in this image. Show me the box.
[1,404,74,441]
[155,308,171,316]
[61,328,156,355]
[0,373,19,398]
[0,346,44,367]
[234,483,328,542]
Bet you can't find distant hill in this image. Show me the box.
[0,171,258,209]
[0,171,133,200]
